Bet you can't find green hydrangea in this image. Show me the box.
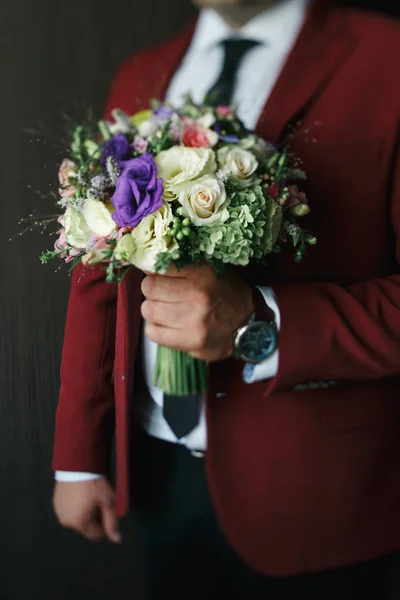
[194,183,282,266]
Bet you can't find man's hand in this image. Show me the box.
[141,264,254,362]
[53,479,122,543]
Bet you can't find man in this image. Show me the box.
[53,0,400,597]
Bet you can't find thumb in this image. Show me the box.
[99,500,122,544]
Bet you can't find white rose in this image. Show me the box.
[155,146,216,198]
[178,174,229,227]
[64,207,93,249]
[217,146,258,182]
[130,202,178,272]
[82,199,116,237]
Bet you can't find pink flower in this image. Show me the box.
[132,136,148,154]
[53,215,79,263]
[54,216,67,252]
[182,125,211,148]
[117,226,133,241]
[216,106,233,118]
[54,228,67,253]
[287,184,308,208]
[93,237,109,250]
[54,229,81,263]
[181,116,195,127]
[58,159,78,198]
[80,236,113,265]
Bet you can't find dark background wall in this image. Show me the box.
[0,1,398,599]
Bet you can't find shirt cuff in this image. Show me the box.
[243,286,280,383]
[55,471,103,482]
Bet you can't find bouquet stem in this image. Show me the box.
[154,345,208,396]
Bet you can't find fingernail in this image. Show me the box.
[112,532,122,543]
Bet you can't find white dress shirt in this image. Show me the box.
[56,0,308,482]
[167,0,309,130]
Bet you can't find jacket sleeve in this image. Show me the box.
[52,55,141,473]
[52,263,117,473]
[263,135,400,394]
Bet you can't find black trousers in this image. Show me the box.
[129,424,392,600]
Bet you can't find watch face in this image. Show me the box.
[238,321,277,363]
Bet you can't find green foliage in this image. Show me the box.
[287,167,307,181]
[179,94,203,119]
[68,252,86,273]
[155,252,172,273]
[283,217,317,262]
[40,250,57,264]
[147,120,174,154]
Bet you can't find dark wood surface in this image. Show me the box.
[0,1,398,598]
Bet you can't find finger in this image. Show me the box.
[141,274,192,302]
[81,518,105,542]
[99,503,122,544]
[141,300,191,328]
[142,265,190,278]
[145,322,198,352]
[163,263,201,278]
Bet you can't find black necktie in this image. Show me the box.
[205,38,261,106]
[163,393,202,439]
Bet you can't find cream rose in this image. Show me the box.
[178,174,229,227]
[82,199,116,237]
[217,146,258,183]
[64,207,93,249]
[155,146,216,199]
[129,202,178,272]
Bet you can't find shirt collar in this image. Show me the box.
[190,0,311,53]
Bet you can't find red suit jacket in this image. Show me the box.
[53,0,400,576]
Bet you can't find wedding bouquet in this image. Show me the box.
[39,97,316,395]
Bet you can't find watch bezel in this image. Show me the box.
[235,319,277,364]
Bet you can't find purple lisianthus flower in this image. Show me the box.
[101,133,130,165]
[154,105,175,121]
[214,121,240,143]
[111,153,164,228]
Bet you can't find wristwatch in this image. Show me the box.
[234,289,278,364]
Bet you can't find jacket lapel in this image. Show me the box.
[256,0,356,144]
